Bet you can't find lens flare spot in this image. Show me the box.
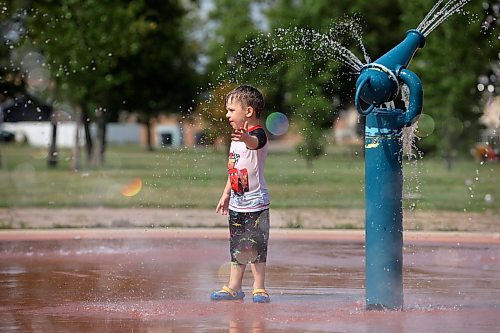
[234,241,258,264]
[415,113,435,138]
[266,112,289,136]
[121,177,142,197]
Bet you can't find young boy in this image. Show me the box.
[211,85,271,303]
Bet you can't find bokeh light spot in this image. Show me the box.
[484,193,493,204]
[27,67,50,92]
[266,112,289,136]
[416,113,435,138]
[120,177,142,197]
[234,241,258,264]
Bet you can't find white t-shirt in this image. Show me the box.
[227,125,270,212]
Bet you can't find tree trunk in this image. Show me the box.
[48,121,58,168]
[306,158,313,169]
[443,151,454,171]
[71,105,82,171]
[146,116,154,151]
[91,108,107,167]
[82,106,93,166]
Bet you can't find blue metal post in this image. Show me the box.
[364,110,404,310]
[354,30,425,310]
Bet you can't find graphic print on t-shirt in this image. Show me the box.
[229,168,249,195]
[228,152,240,169]
[228,152,249,196]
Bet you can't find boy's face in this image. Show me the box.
[225,96,252,130]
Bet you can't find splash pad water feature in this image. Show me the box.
[353,0,472,310]
[355,29,425,311]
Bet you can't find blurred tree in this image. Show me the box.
[27,0,141,169]
[198,0,260,144]
[204,0,260,83]
[348,0,403,58]
[111,0,200,152]
[0,1,27,100]
[399,0,498,167]
[197,82,237,148]
[26,0,199,168]
[261,0,347,166]
[260,0,403,166]
[0,1,29,169]
[199,0,494,168]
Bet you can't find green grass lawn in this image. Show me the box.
[0,143,497,213]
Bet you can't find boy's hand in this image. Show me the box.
[231,121,250,142]
[216,193,230,215]
[231,121,258,149]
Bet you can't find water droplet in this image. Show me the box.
[484,193,493,204]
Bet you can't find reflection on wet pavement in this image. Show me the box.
[0,231,499,332]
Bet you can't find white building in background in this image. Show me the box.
[3,122,70,147]
[107,123,142,145]
[1,96,193,148]
[2,122,142,148]
[156,124,182,147]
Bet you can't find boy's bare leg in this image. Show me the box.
[250,262,266,290]
[228,263,246,291]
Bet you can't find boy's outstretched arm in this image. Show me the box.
[216,176,231,215]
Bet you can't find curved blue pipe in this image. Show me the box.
[355,30,425,113]
[398,68,423,126]
[355,76,376,115]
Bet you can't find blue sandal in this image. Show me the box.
[210,285,245,301]
[252,288,271,303]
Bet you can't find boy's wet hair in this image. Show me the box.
[226,85,265,118]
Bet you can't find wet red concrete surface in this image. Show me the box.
[0,229,499,332]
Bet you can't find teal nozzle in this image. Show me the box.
[375,29,425,71]
[355,30,425,115]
